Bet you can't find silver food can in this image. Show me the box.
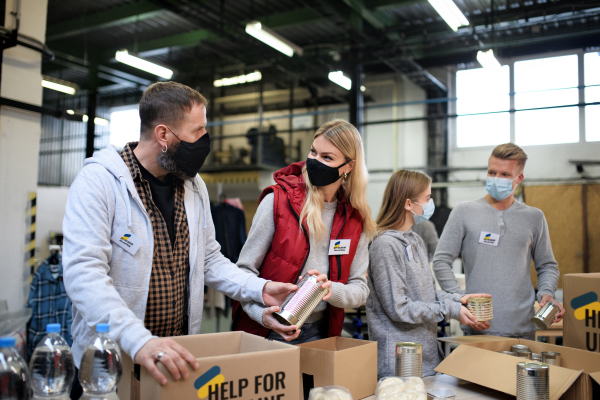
[467,297,493,321]
[541,351,561,366]
[273,274,328,329]
[515,349,533,360]
[532,302,560,330]
[395,342,423,378]
[511,344,530,355]
[517,362,549,400]
[532,353,543,362]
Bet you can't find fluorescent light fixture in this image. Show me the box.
[214,71,262,87]
[42,80,76,95]
[115,50,173,79]
[477,49,502,69]
[76,113,109,126]
[245,21,303,57]
[360,85,366,92]
[66,109,74,115]
[428,0,469,32]
[328,71,352,90]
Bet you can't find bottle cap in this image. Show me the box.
[46,323,61,333]
[0,337,16,348]
[96,323,110,333]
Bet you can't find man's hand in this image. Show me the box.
[134,338,199,385]
[540,294,565,323]
[262,282,298,306]
[459,293,492,305]
[262,306,301,341]
[459,307,480,326]
[471,320,491,330]
[306,270,333,301]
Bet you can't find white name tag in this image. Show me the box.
[406,244,414,261]
[479,231,500,247]
[111,230,142,255]
[329,239,351,255]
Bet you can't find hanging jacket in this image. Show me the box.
[232,161,364,337]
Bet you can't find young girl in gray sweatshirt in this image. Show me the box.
[367,170,489,378]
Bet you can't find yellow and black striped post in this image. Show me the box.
[25,191,36,281]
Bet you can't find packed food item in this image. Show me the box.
[375,376,426,400]
[309,386,353,400]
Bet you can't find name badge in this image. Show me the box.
[329,239,351,255]
[111,230,142,255]
[479,231,500,247]
[406,244,414,261]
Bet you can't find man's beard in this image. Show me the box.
[156,141,193,181]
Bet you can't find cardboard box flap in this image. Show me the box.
[435,344,583,400]
[239,331,296,353]
[437,335,515,346]
[590,372,600,386]
[172,331,241,357]
[298,337,337,351]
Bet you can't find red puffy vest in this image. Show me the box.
[232,161,364,338]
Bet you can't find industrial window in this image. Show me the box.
[514,55,579,146]
[456,66,510,148]
[109,107,141,149]
[585,52,600,142]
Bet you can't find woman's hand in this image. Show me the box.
[306,270,333,301]
[459,293,492,305]
[262,306,301,341]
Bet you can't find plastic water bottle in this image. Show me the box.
[79,324,122,400]
[0,336,31,400]
[29,323,75,399]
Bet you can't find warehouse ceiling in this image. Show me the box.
[42,0,600,108]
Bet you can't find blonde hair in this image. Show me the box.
[490,143,528,169]
[299,119,376,241]
[376,170,432,235]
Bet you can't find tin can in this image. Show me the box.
[511,344,530,355]
[517,362,549,400]
[532,353,543,362]
[541,351,561,366]
[427,388,456,399]
[467,297,493,321]
[273,274,328,329]
[395,342,422,378]
[515,349,533,360]
[532,302,559,330]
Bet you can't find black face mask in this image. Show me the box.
[168,128,211,177]
[305,157,349,187]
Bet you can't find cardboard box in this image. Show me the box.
[296,337,377,400]
[118,332,300,400]
[435,336,600,400]
[564,273,600,352]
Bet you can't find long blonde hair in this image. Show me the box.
[376,170,432,235]
[299,119,376,241]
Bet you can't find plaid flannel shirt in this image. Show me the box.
[27,256,73,359]
[120,142,190,337]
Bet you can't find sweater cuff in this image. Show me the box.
[246,302,268,327]
[118,322,156,362]
[449,302,462,321]
[247,276,269,305]
[327,282,347,308]
[536,290,555,303]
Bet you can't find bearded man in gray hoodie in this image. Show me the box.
[63,82,296,391]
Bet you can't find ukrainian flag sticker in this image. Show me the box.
[194,366,225,399]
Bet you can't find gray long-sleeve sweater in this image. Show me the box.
[432,197,559,337]
[237,193,369,326]
[367,230,462,378]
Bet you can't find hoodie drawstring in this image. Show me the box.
[119,176,133,230]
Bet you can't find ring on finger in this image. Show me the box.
[155,351,166,363]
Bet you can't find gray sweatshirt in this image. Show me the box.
[432,197,559,337]
[411,220,439,263]
[238,193,369,326]
[367,230,462,378]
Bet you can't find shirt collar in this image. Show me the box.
[121,142,142,180]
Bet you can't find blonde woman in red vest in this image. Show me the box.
[232,119,376,343]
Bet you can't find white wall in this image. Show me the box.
[0,0,48,310]
[35,186,70,261]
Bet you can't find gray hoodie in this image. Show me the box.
[367,230,462,378]
[62,145,268,366]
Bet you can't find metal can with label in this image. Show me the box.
[532,302,559,330]
[515,349,533,360]
[467,297,493,321]
[511,344,530,355]
[395,342,423,378]
[541,351,561,366]
[517,362,549,400]
[273,274,328,329]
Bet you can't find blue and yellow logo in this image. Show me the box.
[120,234,131,241]
[194,366,225,398]
[571,291,600,320]
[334,241,341,249]
[484,234,491,241]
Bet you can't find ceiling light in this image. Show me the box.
[66,109,74,115]
[328,71,352,90]
[360,85,366,92]
[214,71,262,87]
[245,21,303,57]
[42,80,76,95]
[115,50,173,79]
[428,0,469,32]
[477,49,502,69]
[78,113,109,126]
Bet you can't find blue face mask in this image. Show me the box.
[486,176,519,201]
[411,199,435,225]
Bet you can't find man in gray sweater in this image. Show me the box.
[433,143,565,339]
